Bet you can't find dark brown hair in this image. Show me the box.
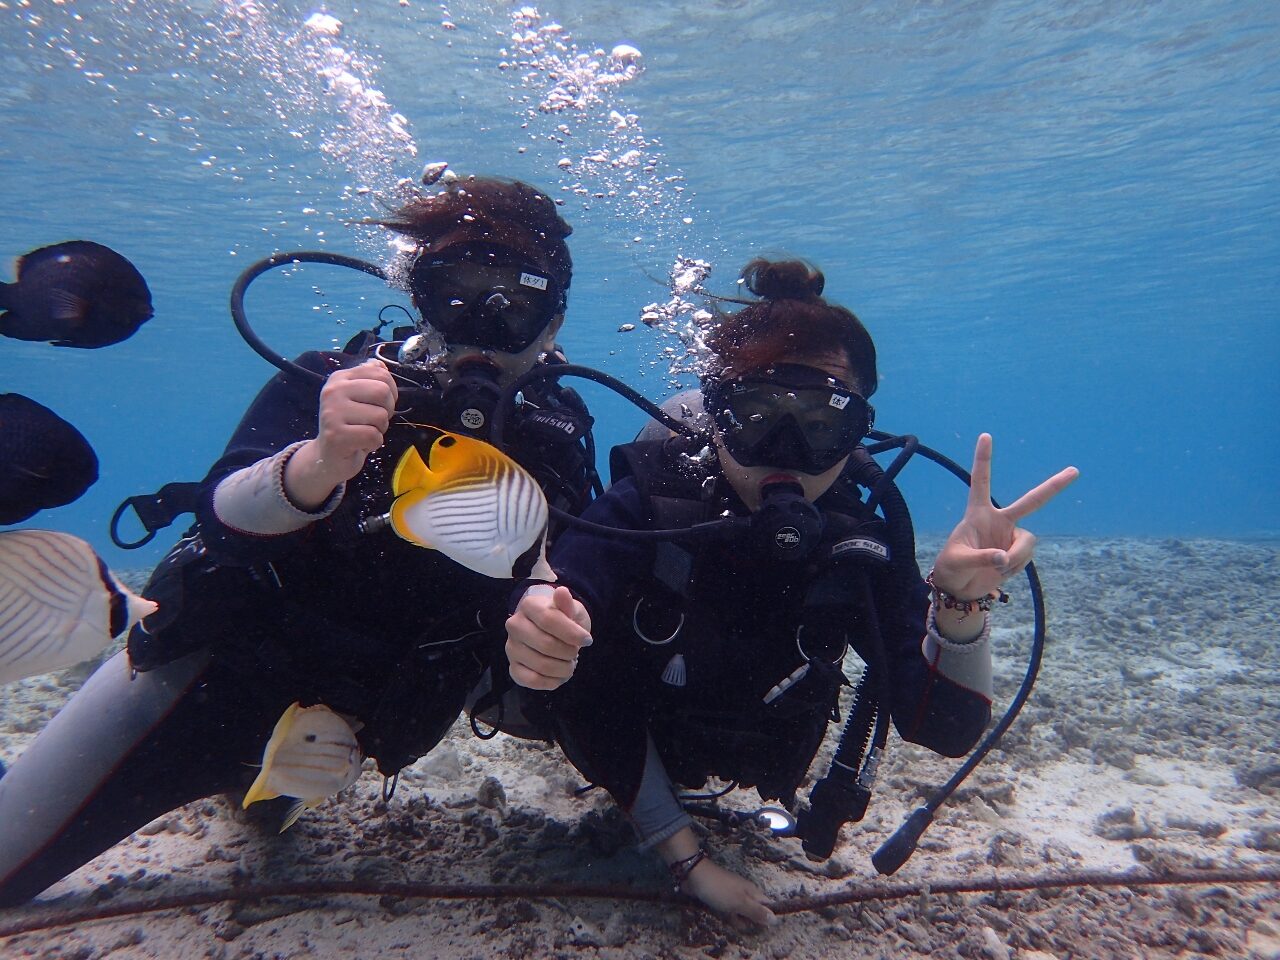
[371,176,573,293]
[706,258,878,396]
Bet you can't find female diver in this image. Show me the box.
[505,258,1079,926]
[0,176,598,905]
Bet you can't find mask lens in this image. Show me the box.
[712,373,871,473]
[409,246,559,352]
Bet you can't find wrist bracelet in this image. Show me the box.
[926,568,1009,622]
[669,848,708,892]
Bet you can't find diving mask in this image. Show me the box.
[705,363,874,475]
[409,241,564,353]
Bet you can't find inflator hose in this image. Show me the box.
[229,250,388,386]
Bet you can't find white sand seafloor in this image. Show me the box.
[1,537,1277,959]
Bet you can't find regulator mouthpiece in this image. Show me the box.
[751,480,824,562]
[440,361,503,435]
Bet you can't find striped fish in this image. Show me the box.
[242,701,363,832]
[0,529,157,685]
[388,430,555,581]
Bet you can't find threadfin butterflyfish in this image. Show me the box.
[388,430,555,581]
[0,529,157,685]
[243,701,363,832]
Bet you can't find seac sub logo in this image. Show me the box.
[775,526,802,549]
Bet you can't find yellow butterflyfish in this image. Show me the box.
[388,430,555,582]
[243,702,363,832]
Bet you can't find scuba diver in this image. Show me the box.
[0,175,598,906]
[505,258,1079,926]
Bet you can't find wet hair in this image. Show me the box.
[706,258,878,396]
[370,176,573,294]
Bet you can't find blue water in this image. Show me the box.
[1,0,1277,573]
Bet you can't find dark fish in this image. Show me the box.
[0,240,154,348]
[0,393,99,525]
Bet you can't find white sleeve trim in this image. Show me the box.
[211,441,345,536]
[921,603,994,700]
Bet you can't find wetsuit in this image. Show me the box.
[538,439,993,849]
[0,350,594,906]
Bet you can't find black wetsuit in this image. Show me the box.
[0,350,594,906]
[540,440,992,840]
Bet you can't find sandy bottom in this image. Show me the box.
[1,537,1277,959]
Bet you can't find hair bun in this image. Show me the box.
[741,258,825,300]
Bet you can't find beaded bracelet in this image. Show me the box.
[925,568,1009,621]
[668,848,708,892]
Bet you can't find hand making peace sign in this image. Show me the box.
[929,433,1080,601]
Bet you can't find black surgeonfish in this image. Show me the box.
[0,393,99,525]
[0,240,153,348]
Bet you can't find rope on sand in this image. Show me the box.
[770,864,1280,915]
[1,865,1277,937]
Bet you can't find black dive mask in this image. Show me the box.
[409,242,564,353]
[439,361,503,436]
[750,480,825,562]
[705,363,874,475]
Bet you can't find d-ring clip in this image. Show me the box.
[633,598,684,646]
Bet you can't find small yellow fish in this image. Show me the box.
[0,529,157,685]
[388,431,555,581]
[243,702,363,832]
